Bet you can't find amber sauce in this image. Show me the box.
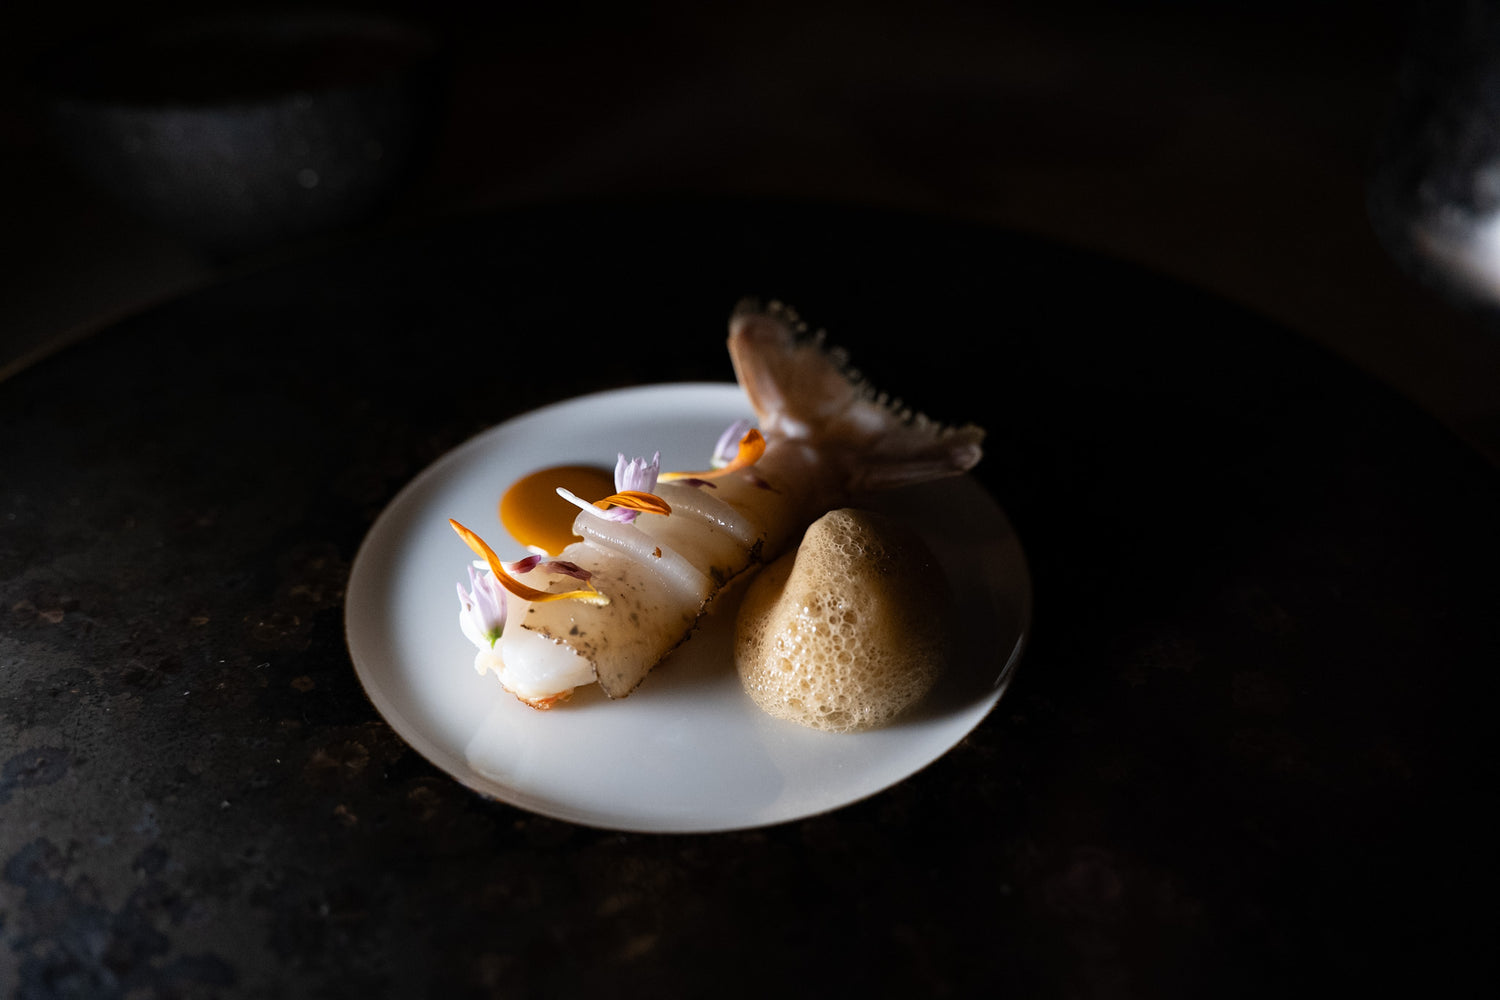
[498,464,616,556]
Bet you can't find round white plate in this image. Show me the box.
[345,383,1030,833]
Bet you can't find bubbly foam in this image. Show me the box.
[734,508,950,733]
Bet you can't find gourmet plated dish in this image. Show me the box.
[449,301,985,724]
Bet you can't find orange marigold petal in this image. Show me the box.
[449,519,608,605]
[660,428,766,482]
[595,490,672,516]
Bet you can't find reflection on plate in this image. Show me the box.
[345,383,1030,833]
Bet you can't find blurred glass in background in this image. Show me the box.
[1370,0,1500,313]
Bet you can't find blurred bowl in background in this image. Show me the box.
[29,9,448,260]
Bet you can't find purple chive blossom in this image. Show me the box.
[559,451,661,523]
[615,451,661,492]
[712,420,752,467]
[457,565,507,647]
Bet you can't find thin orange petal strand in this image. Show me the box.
[660,429,766,481]
[449,519,608,605]
[594,490,672,516]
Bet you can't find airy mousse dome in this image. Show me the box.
[734,508,951,733]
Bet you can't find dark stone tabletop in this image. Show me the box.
[2,198,1497,998]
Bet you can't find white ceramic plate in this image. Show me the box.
[345,383,1030,833]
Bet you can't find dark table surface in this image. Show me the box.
[2,196,1496,997]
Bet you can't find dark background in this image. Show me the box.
[2,0,1499,467]
[3,4,1499,997]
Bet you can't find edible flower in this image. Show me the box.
[617,452,661,493]
[557,451,672,523]
[457,565,507,647]
[659,425,766,483]
[450,519,609,606]
[507,554,592,582]
[712,419,752,467]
